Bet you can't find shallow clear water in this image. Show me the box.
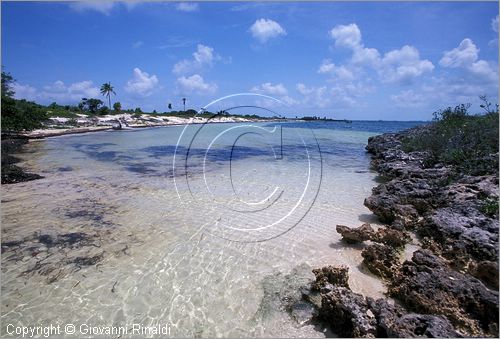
[1,120,425,337]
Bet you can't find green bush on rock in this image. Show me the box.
[402,97,499,176]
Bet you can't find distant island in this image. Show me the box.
[299,116,352,123]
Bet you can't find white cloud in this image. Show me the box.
[124,68,159,97]
[328,23,433,84]
[69,1,116,15]
[329,24,380,68]
[193,44,214,64]
[13,80,100,104]
[379,45,434,84]
[439,38,497,84]
[296,83,330,108]
[68,1,139,14]
[492,15,499,33]
[391,90,425,108]
[250,82,288,96]
[249,19,286,43]
[132,41,143,48]
[68,81,99,96]
[12,83,38,101]
[296,81,373,109]
[439,38,479,68]
[468,60,498,83]
[330,23,361,49]
[43,80,99,100]
[351,47,380,67]
[172,44,219,74]
[250,83,298,107]
[176,74,217,95]
[318,59,355,81]
[176,2,199,12]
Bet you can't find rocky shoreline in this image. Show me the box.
[281,125,499,337]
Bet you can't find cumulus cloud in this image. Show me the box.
[390,90,425,108]
[318,59,355,81]
[172,44,219,74]
[408,39,498,110]
[12,83,38,101]
[296,83,330,108]
[176,74,217,95]
[13,80,100,104]
[176,2,199,12]
[329,23,380,67]
[124,68,159,97]
[330,23,362,49]
[439,38,497,84]
[328,23,433,84]
[378,45,434,84]
[249,18,286,43]
[250,82,299,107]
[296,81,373,109]
[250,82,288,96]
[439,38,479,68]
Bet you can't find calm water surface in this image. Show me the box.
[1,120,426,337]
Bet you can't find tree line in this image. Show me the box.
[1,70,193,131]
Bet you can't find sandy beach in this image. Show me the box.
[16,113,276,139]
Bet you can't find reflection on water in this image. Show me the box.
[1,121,423,337]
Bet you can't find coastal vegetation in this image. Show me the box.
[1,71,277,133]
[402,97,499,175]
[1,71,48,132]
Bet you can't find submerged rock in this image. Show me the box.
[255,263,317,326]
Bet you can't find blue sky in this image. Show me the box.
[2,1,498,120]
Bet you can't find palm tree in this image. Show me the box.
[182,98,186,112]
[100,82,116,109]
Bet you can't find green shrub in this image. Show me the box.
[480,198,499,217]
[1,97,48,131]
[1,71,48,131]
[402,98,499,175]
